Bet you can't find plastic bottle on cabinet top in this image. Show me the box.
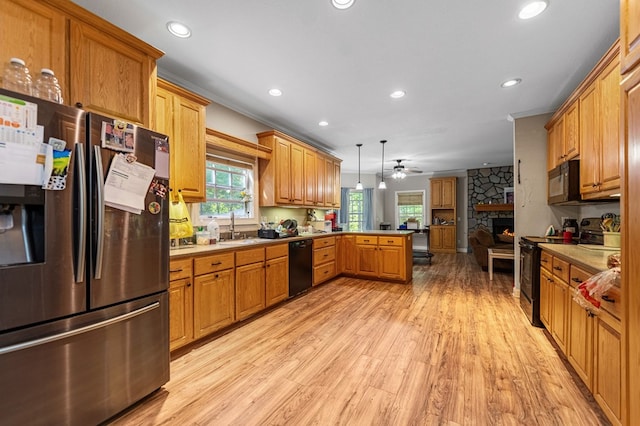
[2,58,33,95]
[33,68,63,104]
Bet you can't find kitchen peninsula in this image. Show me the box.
[168,230,413,351]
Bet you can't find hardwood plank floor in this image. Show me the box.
[108,253,609,426]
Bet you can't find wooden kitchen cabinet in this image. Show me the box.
[430,177,457,253]
[0,0,162,127]
[340,235,357,275]
[356,236,379,278]
[547,102,579,171]
[580,50,621,199]
[539,266,552,330]
[593,309,623,426]
[550,257,570,353]
[313,236,337,285]
[354,234,411,282]
[0,0,67,97]
[258,130,341,208]
[193,252,235,338]
[621,0,640,73]
[431,177,456,208]
[430,226,456,253]
[378,236,408,281]
[169,258,193,351]
[235,248,266,321]
[265,244,288,307]
[156,79,209,202]
[567,265,595,390]
[547,115,565,171]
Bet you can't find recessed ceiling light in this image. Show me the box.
[319,121,329,126]
[518,1,548,20]
[483,162,491,166]
[390,90,406,99]
[268,88,282,97]
[501,78,522,88]
[332,0,355,10]
[166,21,191,38]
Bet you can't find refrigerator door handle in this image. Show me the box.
[75,142,86,283]
[94,146,105,280]
[0,302,160,356]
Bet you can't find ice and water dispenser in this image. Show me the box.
[0,184,44,266]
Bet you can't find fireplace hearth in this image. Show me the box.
[492,218,514,241]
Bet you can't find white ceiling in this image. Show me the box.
[71,0,619,176]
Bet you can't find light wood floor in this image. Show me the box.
[109,253,608,426]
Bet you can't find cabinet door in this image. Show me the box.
[431,179,443,208]
[342,235,357,274]
[304,149,317,205]
[621,0,640,73]
[442,226,456,251]
[567,297,594,390]
[236,262,266,320]
[551,279,568,353]
[598,59,621,193]
[69,20,155,126]
[378,246,404,281]
[266,256,288,307]
[564,102,580,160]
[593,313,622,425]
[315,153,326,206]
[173,95,206,200]
[169,277,193,351]
[275,138,292,204]
[430,227,443,251]
[333,161,342,207]
[194,269,235,338]
[580,82,599,195]
[539,267,552,330]
[324,157,335,208]
[356,245,378,277]
[547,125,557,172]
[290,143,305,205]
[0,0,67,100]
[441,178,456,208]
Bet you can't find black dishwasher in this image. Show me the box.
[289,239,313,297]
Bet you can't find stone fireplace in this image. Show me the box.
[492,217,514,242]
[467,166,514,235]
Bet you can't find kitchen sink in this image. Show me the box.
[218,239,260,246]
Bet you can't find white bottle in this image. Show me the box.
[2,58,33,95]
[33,68,63,104]
[207,218,220,244]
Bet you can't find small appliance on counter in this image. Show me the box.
[258,228,279,239]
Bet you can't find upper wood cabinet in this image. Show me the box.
[547,103,579,171]
[156,79,209,202]
[0,0,67,97]
[621,0,640,74]
[580,51,621,199]
[257,130,341,208]
[0,0,163,127]
[431,177,456,209]
[430,177,457,253]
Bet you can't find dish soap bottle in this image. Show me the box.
[207,218,219,244]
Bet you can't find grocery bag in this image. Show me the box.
[169,190,194,239]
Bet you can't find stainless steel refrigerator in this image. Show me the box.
[0,90,170,425]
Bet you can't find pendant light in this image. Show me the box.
[355,143,363,190]
[378,140,387,189]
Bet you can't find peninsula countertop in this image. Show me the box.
[538,243,619,274]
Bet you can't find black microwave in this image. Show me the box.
[548,160,580,205]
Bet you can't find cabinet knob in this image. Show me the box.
[187,282,191,287]
[169,268,183,273]
[211,261,222,266]
[553,266,562,271]
[571,277,582,283]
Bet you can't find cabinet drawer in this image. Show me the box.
[569,264,593,289]
[314,246,336,266]
[598,285,621,320]
[540,251,553,271]
[313,261,336,285]
[266,243,288,260]
[314,236,336,249]
[552,257,570,283]
[169,258,192,281]
[379,236,404,246]
[236,247,265,267]
[194,252,235,275]
[356,236,378,245]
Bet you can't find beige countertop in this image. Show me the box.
[538,243,619,273]
[169,230,413,259]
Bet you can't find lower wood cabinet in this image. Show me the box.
[266,244,289,307]
[339,235,357,275]
[193,252,235,339]
[313,236,337,285]
[430,226,456,253]
[355,235,411,282]
[169,258,193,351]
[540,249,622,426]
[235,248,266,321]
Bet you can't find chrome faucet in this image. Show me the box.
[230,211,235,240]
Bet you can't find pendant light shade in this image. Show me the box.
[378,140,387,189]
[355,143,363,190]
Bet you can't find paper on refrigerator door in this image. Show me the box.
[0,141,52,185]
[104,153,155,214]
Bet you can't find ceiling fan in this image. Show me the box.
[385,159,423,179]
